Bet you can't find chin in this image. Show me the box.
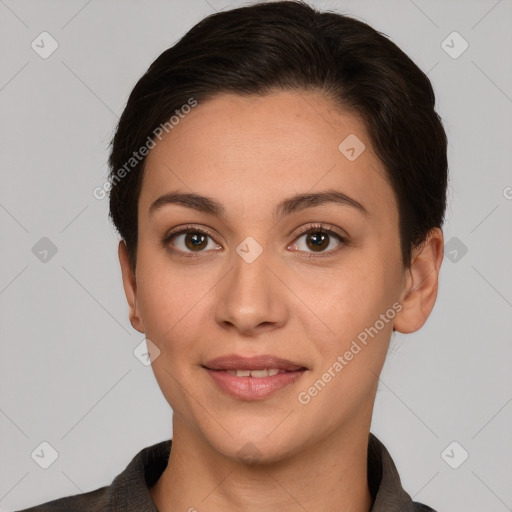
[208,428,303,466]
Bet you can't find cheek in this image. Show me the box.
[297,257,393,332]
[295,251,402,377]
[135,263,210,408]
[134,248,213,352]
[294,259,399,410]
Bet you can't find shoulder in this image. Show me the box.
[13,439,171,512]
[13,485,109,511]
[368,433,438,512]
[412,503,437,512]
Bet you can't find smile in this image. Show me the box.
[203,367,307,400]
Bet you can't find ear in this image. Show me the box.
[394,228,444,334]
[118,240,145,333]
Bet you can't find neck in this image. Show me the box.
[150,418,373,512]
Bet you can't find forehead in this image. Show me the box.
[139,90,395,220]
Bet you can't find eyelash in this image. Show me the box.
[162,223,347,259]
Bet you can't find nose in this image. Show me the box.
[214,240,288,336]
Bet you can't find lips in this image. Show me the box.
[203,354,307,372]
[203,354,308,400]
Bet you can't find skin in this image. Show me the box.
[118,90,444,512]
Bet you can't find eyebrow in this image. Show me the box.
[148,189,368,220]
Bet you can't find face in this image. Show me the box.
[119,90,438,463]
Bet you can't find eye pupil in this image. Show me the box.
[307,232,329,251]
[185,232,208,251]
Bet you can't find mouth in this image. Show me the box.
[202,354,308,400]
[203,354,307,372]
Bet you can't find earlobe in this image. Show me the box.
[118,240,145,333]
[393,228,444,334]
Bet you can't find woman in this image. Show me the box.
[18,1,446,510]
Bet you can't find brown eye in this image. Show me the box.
[305,231,330,252]
[291,225,346,256]
[164,227,220,255]
[183,232,208,251]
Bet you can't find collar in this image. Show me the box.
[22,433,433,511]
[107,433,432,511]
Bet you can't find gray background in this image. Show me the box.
[1,0,511,510]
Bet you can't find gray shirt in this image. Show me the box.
[16,433,436,511]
